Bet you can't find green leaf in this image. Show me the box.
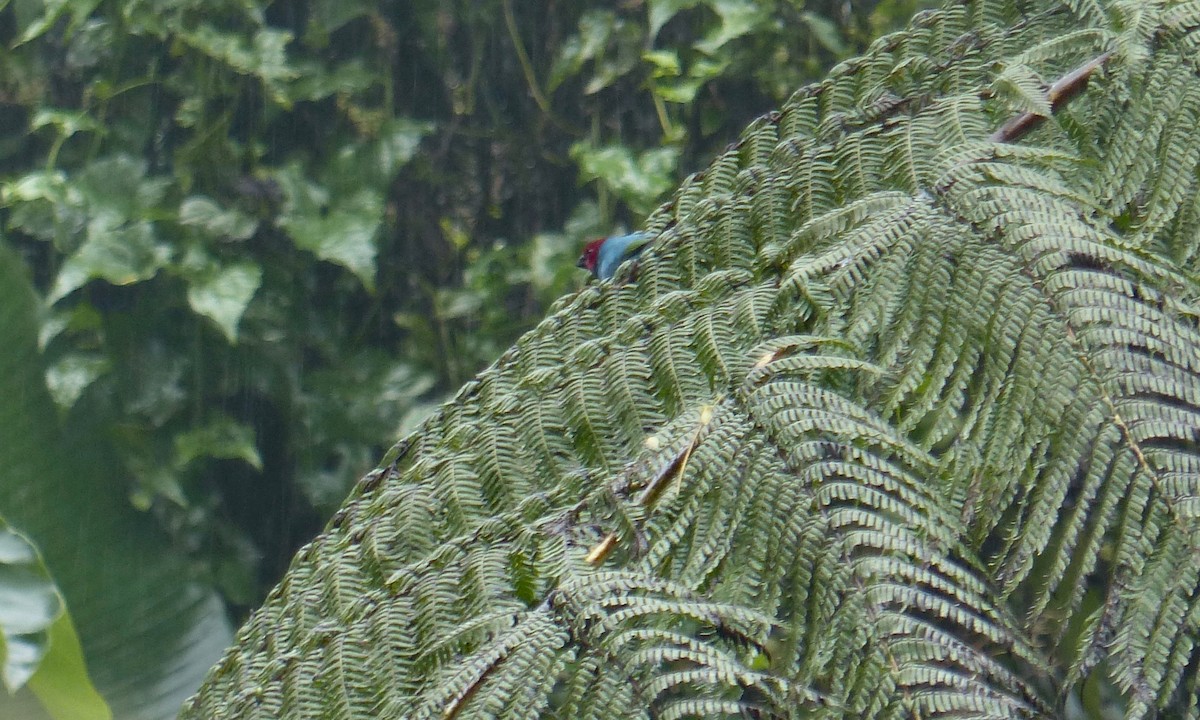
[75,156,169,220]
[0,239,231,719]
[550,10,617,90]
[374,118,434,179]
[282,190,381,292]
[2,171,73,207]
[15,0,102,44]
[326,118,433,196]
[304,0,372,41]
[296,351,435,510]
[128,463,187,512]
[652,0,700,39]
[19,157,172,295]
[0,521,61,692]
[648,0,700,38]
[29,110,100,139]
[651,55,729,104]
[695,0,768,54]
[570,141,680,214]
[173,416,263,471]
[801,12,847,56]
[178,196,258,242]
[44,353,110,410]
[48,219,171,302]
[643,49,682,78]
[284,59,375,102]
[179,26,298,102]
[273,162,328,219]
[0,520,109,720]
[26,613,111,720]
[185,261,263,343]
[1,171,86,250]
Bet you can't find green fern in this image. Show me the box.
[182,1,1200,717]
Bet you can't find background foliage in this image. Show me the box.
[0,0,934,715]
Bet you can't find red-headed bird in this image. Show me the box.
[576,232,652,280]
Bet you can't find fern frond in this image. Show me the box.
[183,3,1200,719]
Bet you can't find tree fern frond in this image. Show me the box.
[994,62,1055,118]
[183,3,1200,718]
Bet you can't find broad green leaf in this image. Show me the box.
[570,141,680,214]
[128,462,187,512]
[802,11,847,56]
[0,239,231,719]
[284,59,375,102]
[38,304,101,352]
[48,218,171,302]
[585,27,644,94]
[75,156,169,220]
[15,0,102,44]
[550,10,616,89]
[61,18,114,70]
[0,521,61,692]
[2,171,86,250]
[2,171,73,206]
[648,0,701,38]
[178,196,258,242]
[695,0,768,54]
[282,190,381,292]
[44,353,110,410]
[179,26,297,84]
[26,613,110,720]
[374,118,434,179]
[273,161,328,218]
[0,520,108,720]
[643,49,682,78]
[185,261,263,342]
[304,0,372,40]
[31,156,173,301]
[29,110,99,138]
[325,118,433,196]
[651,55,729,104]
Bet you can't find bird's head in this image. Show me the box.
[576,237,606,273]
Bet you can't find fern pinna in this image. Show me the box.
[183,1,1200,718]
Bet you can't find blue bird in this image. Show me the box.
[576,232,652,280]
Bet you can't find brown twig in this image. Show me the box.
[990,51,1114,143]
[584,405,716,566]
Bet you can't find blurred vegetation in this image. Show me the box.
[0,0,936,637]
[0,0,937,713]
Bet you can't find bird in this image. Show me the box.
[576,232,651,280]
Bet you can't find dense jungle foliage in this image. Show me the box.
[0,0,932,716]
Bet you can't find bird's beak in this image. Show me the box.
[576,256,587,269]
